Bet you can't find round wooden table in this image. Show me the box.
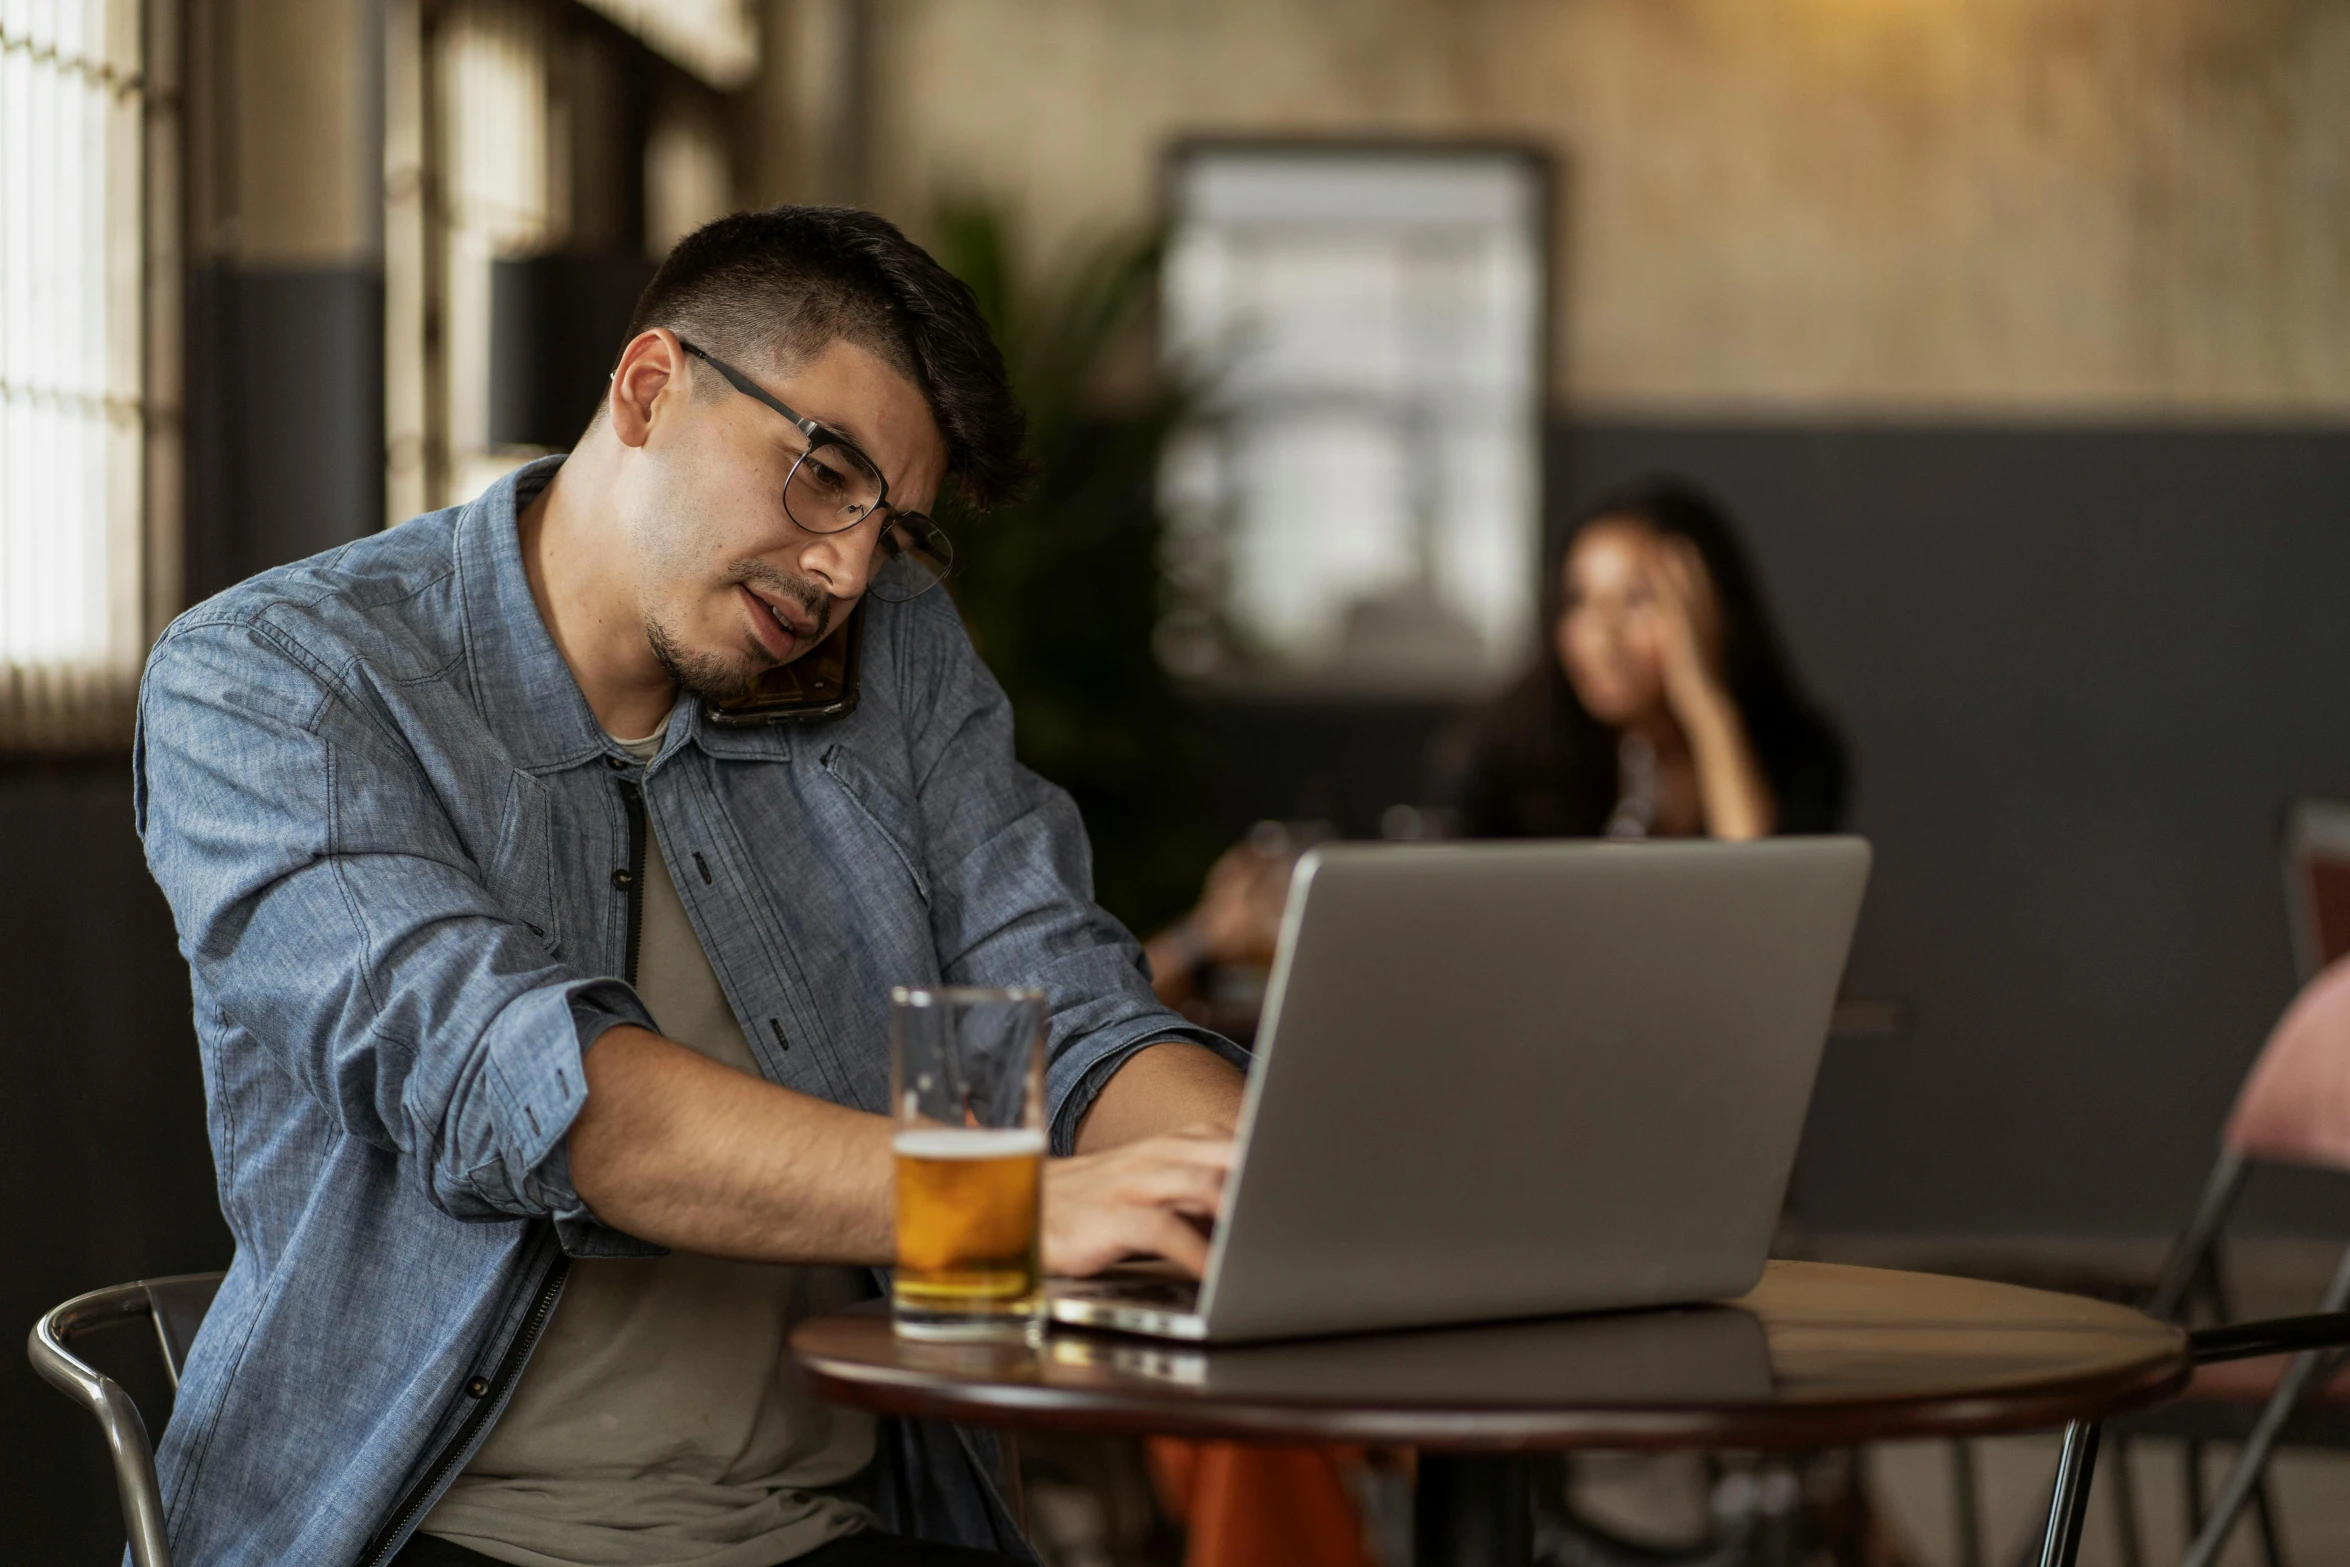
[791,1261,2191,1566]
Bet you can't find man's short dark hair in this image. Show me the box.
[623,205,1033,510]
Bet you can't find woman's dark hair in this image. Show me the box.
[1450,477,1848,838]
[622,205,1034,510]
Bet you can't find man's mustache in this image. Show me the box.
[728,562,834,644]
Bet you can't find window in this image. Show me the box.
[1,0,164,749]
[575,0,755,92]
[439,0,561,506]
[1157,144,1548,695]
[386,0,745,518]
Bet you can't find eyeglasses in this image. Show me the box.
[676,337,954,603]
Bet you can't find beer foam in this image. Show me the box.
[893,1127,1048,1159]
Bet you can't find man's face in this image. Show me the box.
[615,333,948,702]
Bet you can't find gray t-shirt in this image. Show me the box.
[420,722,876,1567]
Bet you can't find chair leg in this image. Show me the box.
[2148,1154,2248,1320]
[2104,1432,2142,1567]
[2034,1420,2102,1567]
[2179,1353,2324,1567]
[1950,1439,1984,1567]
[2249,1471,2289,1567]
[2183,1439,2207,1538]
[2180,1244,2350,1567]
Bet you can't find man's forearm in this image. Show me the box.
[568,1026,895,1264]
[568,1030,1246,1269]
[1075,1041,1247,1154]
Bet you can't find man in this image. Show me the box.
[136,206,1247,1567]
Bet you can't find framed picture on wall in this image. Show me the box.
[1156,140,1552,696]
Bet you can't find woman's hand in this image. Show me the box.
[1191,840,1292,968]
[1143,838,1295,1006]
[1643,537,1733,730]
[1043,1125,1236,1277]
[1641,538,1777,840]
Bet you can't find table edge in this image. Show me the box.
[793,1339,2193,1452]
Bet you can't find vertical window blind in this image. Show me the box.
[0,0,149,749]
[442,0,554,505]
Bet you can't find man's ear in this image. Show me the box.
[607,329,685,451]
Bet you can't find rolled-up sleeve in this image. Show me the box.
[892,595,1249,1154]
[136,616,651,1243]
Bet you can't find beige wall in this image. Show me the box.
[188,0,379,264]
[863,0,2350,416]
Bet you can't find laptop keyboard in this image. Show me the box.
[1051,1273,1202,1310]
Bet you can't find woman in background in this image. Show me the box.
[1453,476,1847,840]
[1446,478,1864,1564]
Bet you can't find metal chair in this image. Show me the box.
[2035,1310,2350,1567]
[2107,953,2350,1567]
[27,1271,226,1567]
[1990,952,2350,1567]
[1952,802,2350,1567]
[2090,804,2350,1567]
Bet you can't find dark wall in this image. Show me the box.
[1,762,232,1566]
[1567,423,2350,1237]
[1196,423,2350,1238]
[185,264,386,602]
[1202,699,1461,842]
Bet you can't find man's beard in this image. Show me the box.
[645,616,761,704]
[644,564,833,704]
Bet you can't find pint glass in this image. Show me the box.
[889,986,1048,1338]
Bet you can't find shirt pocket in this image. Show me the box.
[483,769,564,953]
[819,743,930,905]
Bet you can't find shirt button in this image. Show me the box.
[612,869,634,889]
[465,1376,490,1398]
[605,755,627,770]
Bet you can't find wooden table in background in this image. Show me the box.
[791,1261,2189,1567]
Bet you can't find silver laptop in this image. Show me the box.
[1047,837,1872,1343]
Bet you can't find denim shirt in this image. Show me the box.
[133,459,1242,1567]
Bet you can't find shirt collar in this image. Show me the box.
[455,457,622,773]
[455,456,799,772]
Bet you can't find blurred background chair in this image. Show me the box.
[2281,801,2350,991]
[27,1273,226,1567]
[2112,801,2350,1567]
[2115,953,2350,1567]
[1946,803,2350,1567]
[1953,953,2350,1567]
[2034,1309,2350,1567]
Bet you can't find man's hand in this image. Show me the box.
[1044,1125,1236,1277]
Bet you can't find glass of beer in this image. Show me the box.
[890,985,1048,1339]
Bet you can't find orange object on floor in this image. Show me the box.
[1146,1438,1374,1567]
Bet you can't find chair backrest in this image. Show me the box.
[2225,955,2350,1171]
[26,1271,226,1567]
[144,1274,222,1391]
[2283,799,2350,984]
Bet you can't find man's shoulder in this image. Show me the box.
[157,509,470,684]
[864,583,985,689]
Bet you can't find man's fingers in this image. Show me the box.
[1038,1132,1242,1277]
[1139,1209,1212,1277]
[1110,1160,1229,1216]
[1041,1203,1213,1277]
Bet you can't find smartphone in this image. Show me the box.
[704,600,864,727]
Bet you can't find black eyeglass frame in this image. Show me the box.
[674,336,953,599]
